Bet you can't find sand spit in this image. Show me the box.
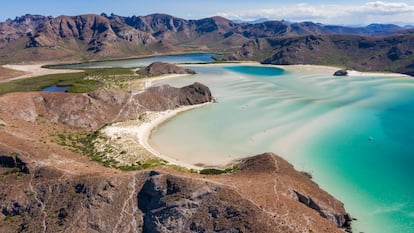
[1,64,82,83]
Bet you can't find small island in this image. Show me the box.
[141,62,196,76]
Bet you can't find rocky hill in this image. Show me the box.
[143,62,196,76]
[0,82,212,129]
[0,151,351,233]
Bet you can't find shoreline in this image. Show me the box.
[141,73,191,89]
[102,103,211,170]
[137,103,211,170]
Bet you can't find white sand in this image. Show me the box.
[138,104,210,170]
[142,73,190,89]
[103,103,210,170]
[346,69,409,77]
[1,64,82,82]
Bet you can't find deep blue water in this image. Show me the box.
[42,85,70,92]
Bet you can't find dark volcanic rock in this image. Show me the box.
[137,172,272,233]
[0,155,29,174]
[178,82,212,105]
[143,62,196,76]
[294,190,352,230]
[333,70,348,76]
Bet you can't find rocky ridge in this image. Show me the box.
[1,13,413,75]
[224,34,414,76]
[0,152,351,233]
[0,82,212,130]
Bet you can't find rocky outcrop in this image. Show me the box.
[0,82,213,129]
[333,70,348,76]
[294,190,352,230]
[143,62,196,76]
[137,171,271,233]
[210,153,353,232]
[0,155,29,174]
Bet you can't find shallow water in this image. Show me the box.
[149,64,414,233]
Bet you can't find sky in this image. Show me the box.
[2,0,414,26]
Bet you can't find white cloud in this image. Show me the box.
[217,1,414,25]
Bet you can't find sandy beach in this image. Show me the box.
[141,73,191,89]
[0,64,82,83]
[138,103,210,170]
[102,103,210,170]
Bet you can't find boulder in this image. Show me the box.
[333,70,348,76]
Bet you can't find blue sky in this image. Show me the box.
[2,0,414,25]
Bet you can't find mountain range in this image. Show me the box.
[1,13,414,75]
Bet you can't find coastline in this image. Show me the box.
[102,103,211,170]
[141,73,191,89]
[2,60,409,171]
[102,70,212,170]
[137,103,211,170]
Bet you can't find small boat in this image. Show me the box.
[368,136,374,141]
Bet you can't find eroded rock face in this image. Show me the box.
[294,190,352,230]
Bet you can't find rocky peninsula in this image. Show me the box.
[0,73,352,232]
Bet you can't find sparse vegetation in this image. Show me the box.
[199,164,240,175]
[117,159,167,171]
[0,67,139,95]
[52,129,168,170]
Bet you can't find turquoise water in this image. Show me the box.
[149,64,414,233]
[56,53,220,69]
